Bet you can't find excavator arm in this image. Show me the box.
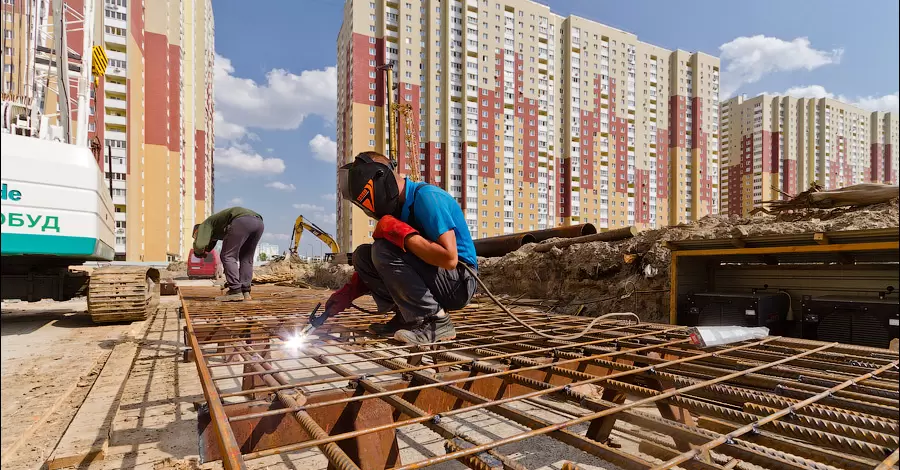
[288,215,340,258]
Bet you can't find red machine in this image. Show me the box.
[187,249,222,280]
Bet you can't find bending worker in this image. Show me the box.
[326,151,478,345]
[193,207,265,301]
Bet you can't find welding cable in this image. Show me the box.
[462,264,640,340]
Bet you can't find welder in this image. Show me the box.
[193,207,265,301]
[325,151,478,345]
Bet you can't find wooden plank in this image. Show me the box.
[46,342,140,469]
[673,241,898,257]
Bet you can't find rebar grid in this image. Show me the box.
[181,285,899,470]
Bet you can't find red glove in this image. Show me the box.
[324,272,370,315]
[373,215,419,251]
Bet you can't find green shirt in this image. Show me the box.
[193,207,262,253]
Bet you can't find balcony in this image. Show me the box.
[105,33,126,46]
[105,97,126,110]
[106,114,127,126]
[106,129,126,141]
[112,194,126,205]
[106,82,126,94]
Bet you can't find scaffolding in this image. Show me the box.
[181,285,899,470]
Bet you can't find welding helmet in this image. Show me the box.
[338,152,400,219]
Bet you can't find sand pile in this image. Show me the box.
[477,199,899,323]
[252,256,353,289]
[166,260,186,272]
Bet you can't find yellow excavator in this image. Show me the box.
[288,215,340,262]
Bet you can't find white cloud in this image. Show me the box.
[293,203,325,212]
[768,85,899,113]
[262,232,290,241]
[265,181,296,191]
[214,112,254,142]
[229,197,244,205]
[216,143,286,174]
[290,204,336,229]
[853,93,900,114]
[309,134,337,163]
[321,193,337,202]
[719,36,843,97]
[214,53,336,139]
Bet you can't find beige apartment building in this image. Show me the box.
[336,0,720,252]
[720,94,899,216]
[2,0,215,262]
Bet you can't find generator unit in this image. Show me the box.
[801,295,900,349]
[681,292,791,335]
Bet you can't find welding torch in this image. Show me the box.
[297,302,327,338]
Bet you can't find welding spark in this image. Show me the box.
[284,334,308,351]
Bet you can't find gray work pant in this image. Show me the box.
[220,215,264,293]
[353,239,477,323]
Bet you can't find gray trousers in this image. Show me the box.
[220,215,264,293]
[353,239,477,324]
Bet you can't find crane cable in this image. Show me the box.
[462,264,640,341]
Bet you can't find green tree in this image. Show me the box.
[259,252,267,261]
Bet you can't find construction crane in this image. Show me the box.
[377,61,421,182]
[289,215,340,261]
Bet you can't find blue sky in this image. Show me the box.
[211,0,899,255]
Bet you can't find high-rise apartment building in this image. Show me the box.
[336,0,720,252]
[2,0,215,261]
[720,94,898,216]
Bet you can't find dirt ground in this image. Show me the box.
[0,298,146,470]
[477,199,900,322]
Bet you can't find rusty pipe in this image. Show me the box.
[534,226,637,252]
[474,224,597,257]
[528,223,596,242]
[474,233,536,258]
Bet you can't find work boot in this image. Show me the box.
[394,312,456,345]
[368,313,415,337]
[243,292,253,301]
[216,290,244,302]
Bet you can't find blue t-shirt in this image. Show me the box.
[399,179,478,270]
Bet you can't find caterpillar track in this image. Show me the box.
[88,266,161,323]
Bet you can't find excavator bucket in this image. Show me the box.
[88,266,161,323]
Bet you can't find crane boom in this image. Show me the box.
[377,61,421,182]
[289,215,340,258]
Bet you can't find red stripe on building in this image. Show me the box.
[351,33,384,107]
[656,129,669,200]
[144,32,167,146]
[129,0,144,53]
[422,141,445,187]
[168,44,181,153]
[885,144,894,184]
